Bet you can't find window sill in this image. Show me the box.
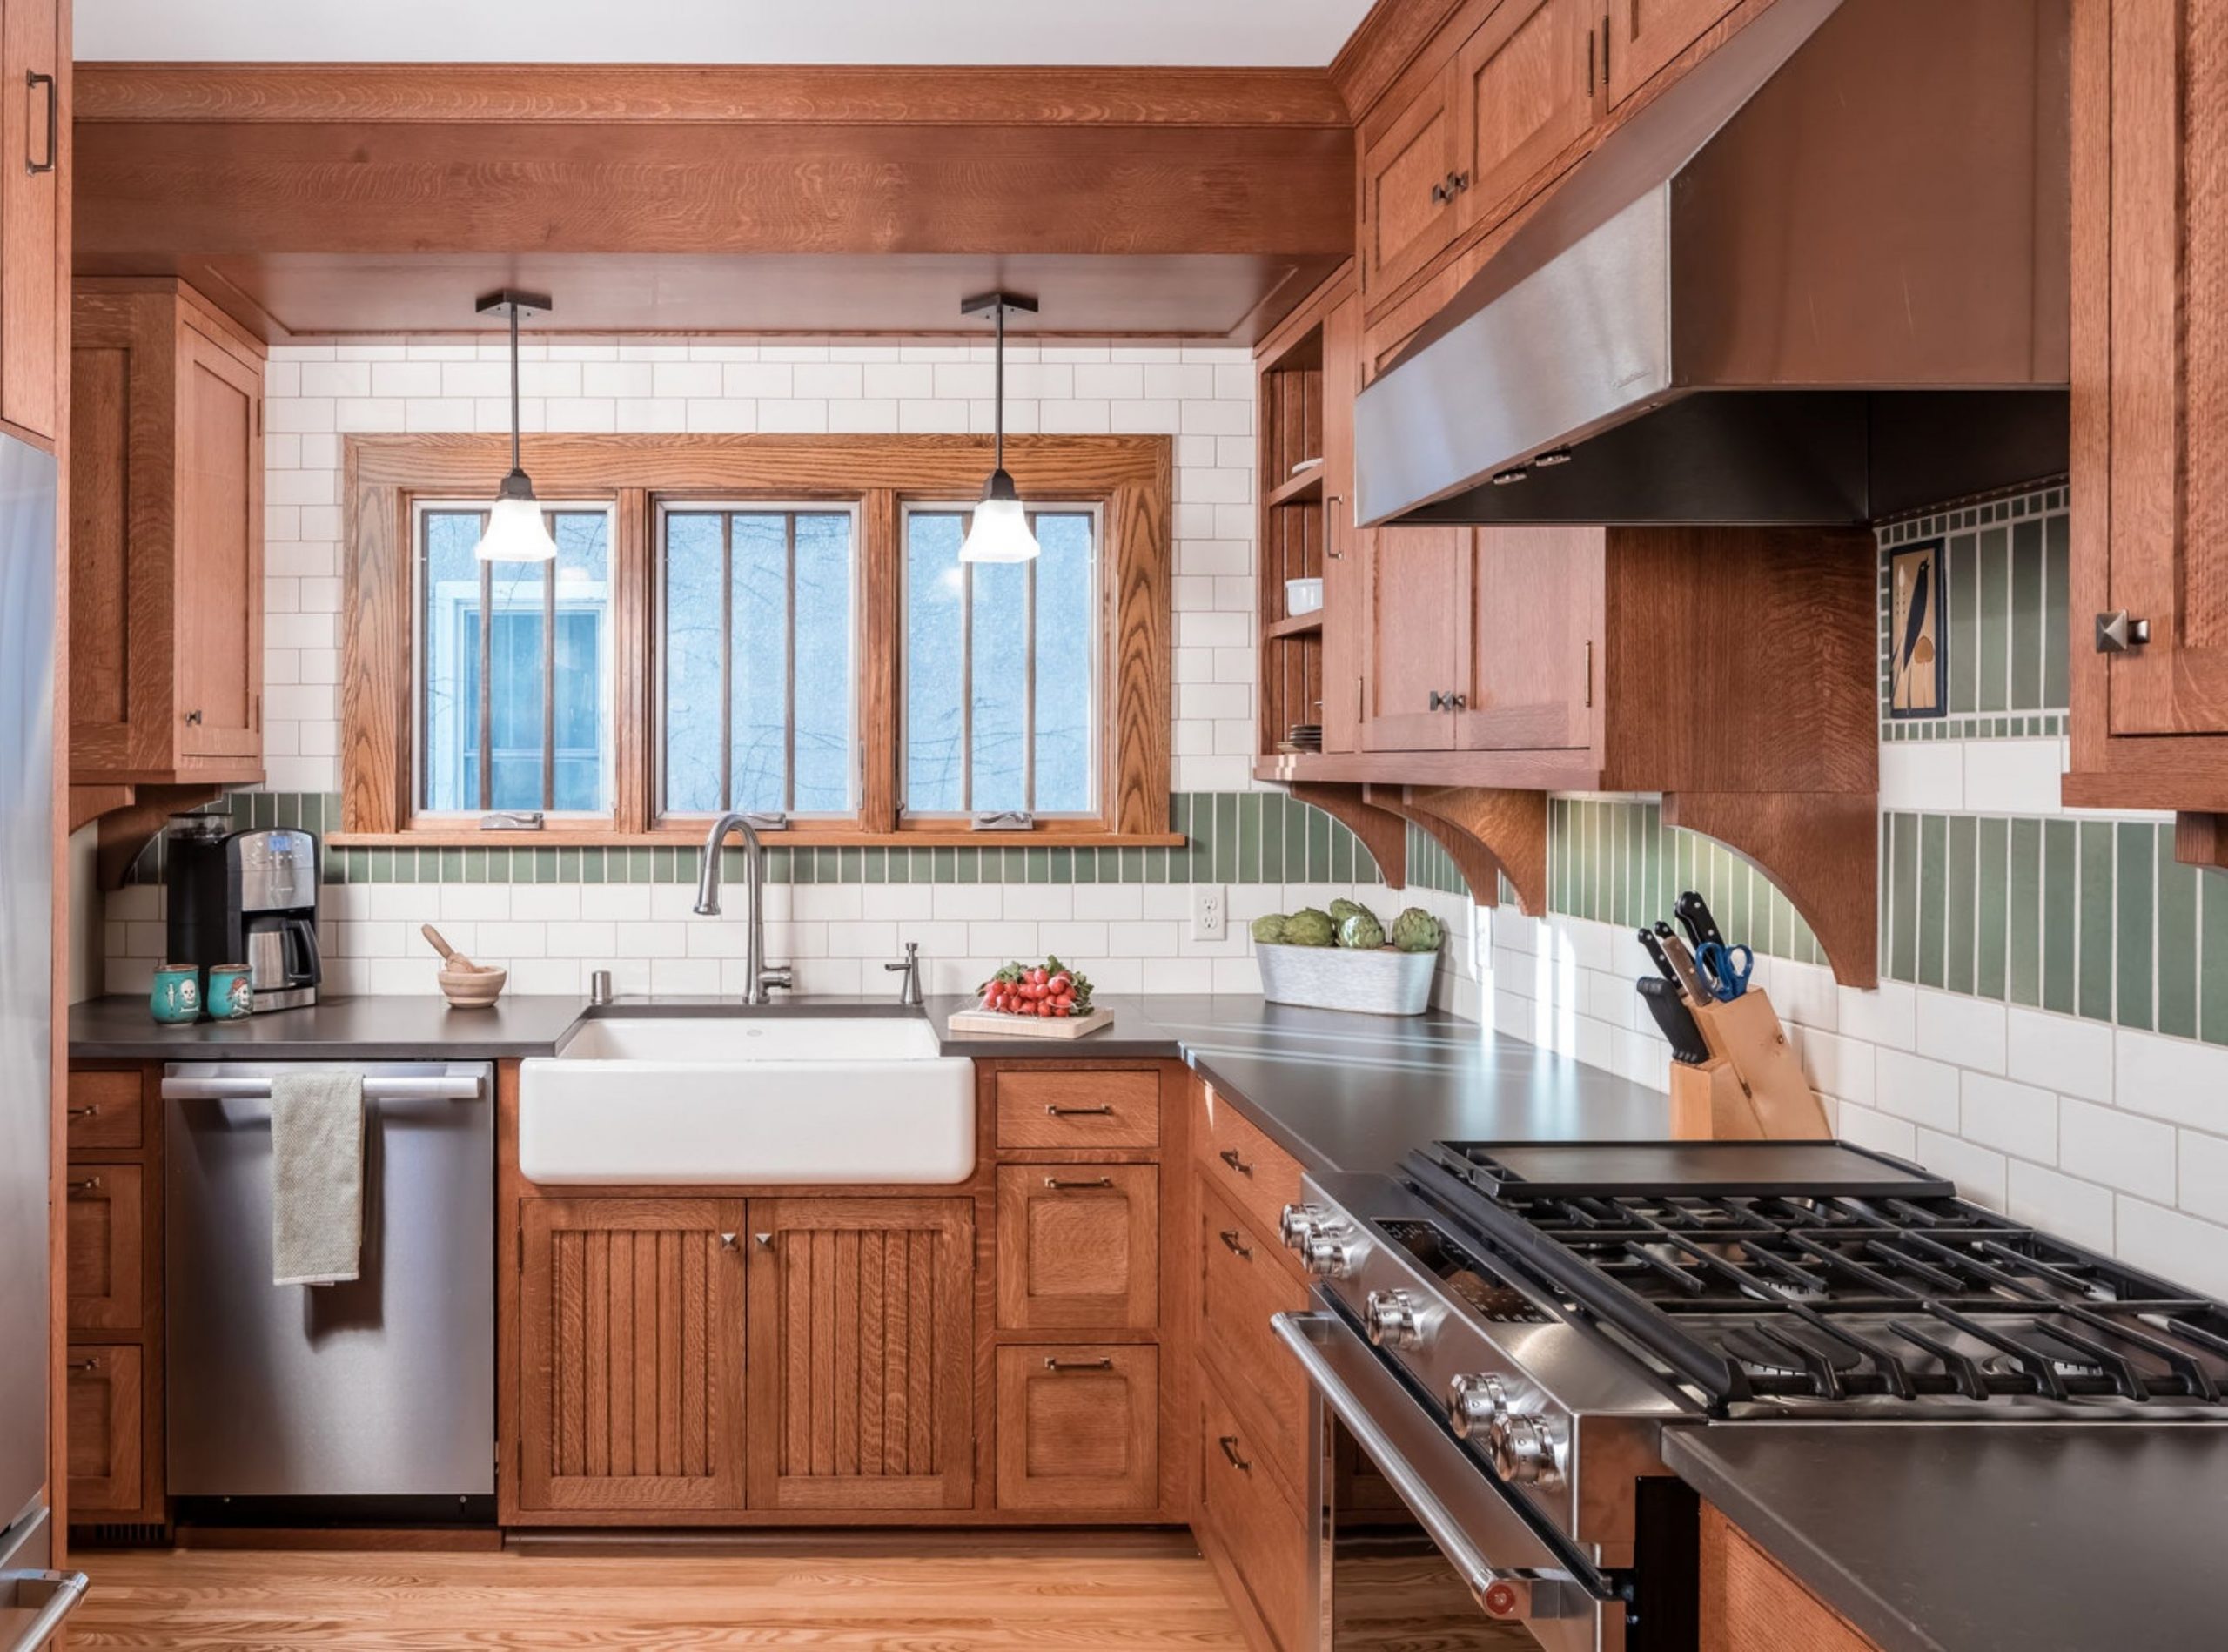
[327,829,1189,850]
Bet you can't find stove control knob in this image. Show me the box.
[1489,1413,1566,1487]
[1302,1232,1352,1279]
[1363,1288,1420,1350]
[1446,1373,1509,1441]
[1279,1203,1327,1250]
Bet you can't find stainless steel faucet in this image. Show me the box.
[885,941,923,1007]
[693,813,793,1005]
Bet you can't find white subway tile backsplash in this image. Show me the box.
[2005,1007,2116,1103]
[2058,1098,2178,1203]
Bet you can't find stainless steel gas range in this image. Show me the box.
[1271,1139,2228,1652]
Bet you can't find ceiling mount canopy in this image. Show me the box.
[474,287,558,562]
[960,289,1040,564]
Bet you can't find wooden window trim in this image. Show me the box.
[339,433,1178,846]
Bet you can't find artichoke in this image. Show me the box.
[1281,907,1337,947]
[1337,911,1386,950]
[1390,907,1444,953]
[1250,913,1290,944]
[1328,897,1379,927]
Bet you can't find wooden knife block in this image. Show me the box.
[1667,988,1829,1139]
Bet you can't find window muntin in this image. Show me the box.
[659,504,859,818]
[415,502,615,816]
[902,504,1098,817]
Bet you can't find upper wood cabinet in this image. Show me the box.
[1456,525,1601,753]
[1607,0,1743,107]
[0,0,62,442]
[70,279,267,790]
[1360,525,1471,752]
[1319,293,1366,755]
[1358,65,1460,300]
[2065,0,2228,843]
[1453,0,1604,231]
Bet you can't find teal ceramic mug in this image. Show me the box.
[206,964,254,1020]
[150,964,203,1024]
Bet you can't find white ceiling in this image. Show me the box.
[76,0,1374,67]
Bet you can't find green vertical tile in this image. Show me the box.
[2043,511,2070,709]
[2115,822,2155,1031]
[2158,829,2199,1040]
[1119,846,1143,884]
[1917,814,1948,988]
[2077,820,2115,1022]
[1976,527,2009,712]
[1949,532,1978,713]
[1237,794,1260,884]
[1331,821,1356,884]
[1976,816,2009,1000]
[2010,519,2044,711]
[274,793,300,829]
[628,847,653,883]
[1258,793,1285,884]
[2202,871,2228,1044]
[1053,847,1076,883]
[1305,803,1330,883]
[1580,802,1600,921]
[1624,806,1644,928]
[1887,814,1919,983]
[1946,816,1977,996]
[1643,804,1663,927]
[1214,793,1238,884]
[2042,820,2076,1013]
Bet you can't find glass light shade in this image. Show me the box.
[959,470,1039,563]
[474,473,558,562]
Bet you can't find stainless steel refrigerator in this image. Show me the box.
[0,433,87,1645]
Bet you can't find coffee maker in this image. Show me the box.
[166,821,322,1012]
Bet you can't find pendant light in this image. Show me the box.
[959,290,1040,563]
[473,288,558,563]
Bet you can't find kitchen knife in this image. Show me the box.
[1654,921,1712,1004]
[1638,976,1712,1065]
[1636,927,1679,983]
[1674,890,1729,956]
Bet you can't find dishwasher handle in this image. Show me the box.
[161,1074,483,1102]
[0,1568,88,1652]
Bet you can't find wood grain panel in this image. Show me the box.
[996,1165,1158,1332]
[64,1162,142,1333]
[995,1345,1159,1514]
[747,1197,974,1511]
[1460,523,1601,753]
[66,344,129,729]
[1401,785,1550,917]
[67,1344,143,1515]
[1358,67,1460,301]
[1331,0,1474,121]
[517,1198,747,1514]
[1192,1089,1307,1284]
[1193,1178,1311,1517]
[1360,525,1468,750]
[1664,790,1879,990]
[1453,0,1599,234]
[994,1068,1161,1151]
[1194,1364,1309,1652]
[1362,782,1508,909]
[1612,0,1745,108]
[0,0,60,438]
[65,1068,142,1153]
[1700,1503,1883,1652]
[175,320,262,758]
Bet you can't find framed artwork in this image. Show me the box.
[1889,538,1946,718]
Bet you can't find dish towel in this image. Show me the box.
[270,1069,366,1286]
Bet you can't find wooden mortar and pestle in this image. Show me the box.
[422,923,507,1008]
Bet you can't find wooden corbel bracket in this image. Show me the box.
[1361,783,1508,909]
[1285,782,1408,889]
[1393,785,1548,917]
[2174,813,2228,870]
[91,784,227,891]
[1662,790,1879,989]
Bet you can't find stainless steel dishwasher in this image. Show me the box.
[164,1060,494,1517]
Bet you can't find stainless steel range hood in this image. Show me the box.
[1354,0,2070,527]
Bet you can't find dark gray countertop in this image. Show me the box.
[1665,1423,2228,1652]
[68,993,593,1060]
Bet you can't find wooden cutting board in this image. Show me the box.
[946,1006,1115,1040]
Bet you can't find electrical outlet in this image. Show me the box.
[1191,884,1227,942]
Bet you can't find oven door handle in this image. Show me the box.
[1274,1312,1583,1623]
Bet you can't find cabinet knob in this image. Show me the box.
[1217,1434,1251,1471]
[1449,170,1471,192]
[185,708,204,726]
[719,1232,738,1249]
[1428,690,1446,711]
[2096,611,2151,653]
[1447,692,1466,710]
[1430,179,1451,205]
[1217,1147,1252,1176]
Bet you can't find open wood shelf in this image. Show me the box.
[1264,466,1325,508]
[1264,612,1323,640]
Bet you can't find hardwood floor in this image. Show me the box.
[70,1537,1251,1649]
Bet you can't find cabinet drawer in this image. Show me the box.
[995,1068,1160,1150]
[994,1345,1159,1514]
[996,1165,1158,1331]
[65,1163,144,1333]
[66,1344,144,1514]
[1195,1087,1305,1279]
[1196,1178,1309,1506]
[67,1069,144,1152]
[1198,1367,1310,1652]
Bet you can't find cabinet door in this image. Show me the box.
[66,1345,143,1514]
[747,1197,975,1512]
[64,1164,144,1334]
[1454,0,1601,232]
[176,323,263,762]
[517,1197,748,1514]
[1609,0,1741,107]
[1361,526,1470,750]
[994,1345,1158,1514]
[1195,1369,1309,1652]
[1457,525,1601,751]
[0,0,59,439]
[995,1165,1158,1331]
[2094,0,2228,737]
[1319,293,1365,754]
[1359,65,1460,301]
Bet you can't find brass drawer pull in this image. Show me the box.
[67,1355,102,1372]
[1045,1103,1114,1117]
[1218,1148,1253,1176]
[1218,1434,1251,1471]
[67,1104,101,1118]
[1218,1229,1252,1259]
[1044,1356,1114,1373]
[1044,1176,1113,1190]
[66,1174,103,1194]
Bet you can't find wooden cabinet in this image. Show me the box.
[69,279,267,792]
[64,1164,144,1333]
[1196,1179,1311,1502]
[1361,526,1471,750]
[993,1067,1159,1150]
[64,1346,143,1516]
[746,1196,975,1512]
[1701,1503,1884,1651]
[1319,292,1365,755]
[1359,65,1460,301]
[1193,1085,1307,1273]
[994,1345,1158,1514]
[1609,0,1741,107]
[2064,0,2228,846]
[516,1197,748,1514]
[0,0,62,441]
[996,1165,1158,1331]
[1194,1370,1311,1652]
[64,1068,144,1153]
[1453,0,1602,231]
[1454,524,1600,753]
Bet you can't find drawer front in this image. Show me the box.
[996,1165,1158,1330]
[1196,1177,1309,1505]
[67,1069,144,1152]
[995,1068,1161,1150]
[1198,1367,1310,1652]
[994,1344,1159,1514]
[66,1344,144,1514]
[1195,1086,1306,1285]
[65,1163,144,1333]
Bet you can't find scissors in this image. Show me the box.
[1694,940,1754,1003]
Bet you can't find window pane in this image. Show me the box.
[730,514,789,814]
[1032,513,1094,812]
[970,554,1029,814]
[793,512,855,812]
[421,511,483,812]
[485,561,546,812]
[662,513,724,814]
[905,513,966,813]
[553,513,614,814]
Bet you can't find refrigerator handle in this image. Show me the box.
[0,1568,88,1651]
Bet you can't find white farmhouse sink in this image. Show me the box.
[518,1012,975,1185]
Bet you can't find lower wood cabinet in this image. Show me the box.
[1197,1178,1311,1502]
[995,1165,1158,1330]
[1701,1503,1883,1652]
[993,1345,1158,1514]
[64,1162,144,1333]
[65,1345,144,1516]
[1195,1367,1311,1652]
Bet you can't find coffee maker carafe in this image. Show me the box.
[166,823,322,1012]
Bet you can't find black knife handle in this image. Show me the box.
[1636,927,1677,982]
[1675,890,1728,954]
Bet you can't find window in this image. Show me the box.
[415,501,614,817]
[661,506,858,818]
[903,504,1097,817]
[342,433,1173,844]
